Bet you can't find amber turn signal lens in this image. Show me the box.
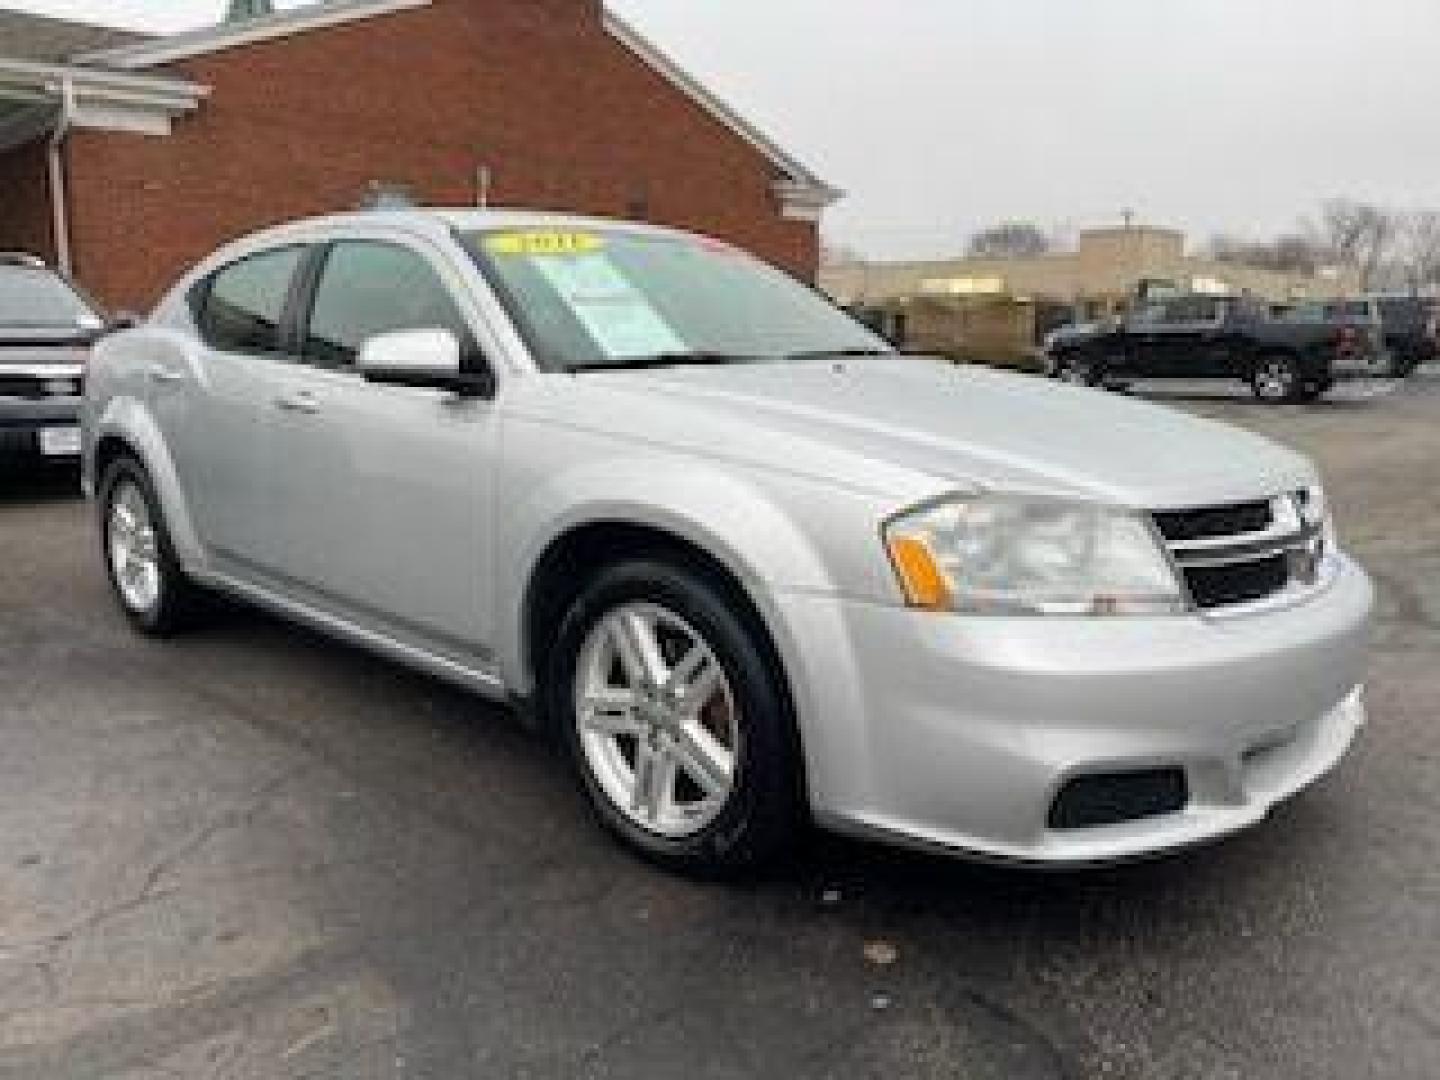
[887,535,953,611]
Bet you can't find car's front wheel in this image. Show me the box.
[1055,352,1102,387]
[99,455,203,635]
[547,558,802,877]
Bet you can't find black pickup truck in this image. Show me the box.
[1044,293,1386,403]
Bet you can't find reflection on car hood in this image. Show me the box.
[550,357,1313,509]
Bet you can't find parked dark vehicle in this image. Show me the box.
[1278,298,1391,372]
[1372,296,1438,376]
[0,254,122,467]
[1046,293,1386,403]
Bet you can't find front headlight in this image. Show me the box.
[884,494,1186,616]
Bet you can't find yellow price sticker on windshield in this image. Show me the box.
[487,231,605,256]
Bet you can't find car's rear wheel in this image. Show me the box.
[547,558,802,877]
[99,456,203,635]
[1250,354,1302,403]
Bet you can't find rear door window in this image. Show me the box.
[196,247,306,355]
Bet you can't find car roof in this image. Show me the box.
[240,208,705,250]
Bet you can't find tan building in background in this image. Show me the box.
[823,225,1359,310]
[820,225,1360,367]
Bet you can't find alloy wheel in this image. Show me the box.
[108,479,162,614]
[1254,360,1295,402]
[573,601,740,838]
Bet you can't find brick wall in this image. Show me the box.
[62,0,819,309]
[0,139,56,263]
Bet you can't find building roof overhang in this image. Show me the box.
[0,56,207,149]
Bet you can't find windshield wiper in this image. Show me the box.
[567,351,768,373]
[783,347,893,361]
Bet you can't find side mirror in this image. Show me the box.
[357,329,493,397]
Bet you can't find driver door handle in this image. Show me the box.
[147,365,185,386]
[274,391,322,416]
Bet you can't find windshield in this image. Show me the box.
[0,266,103,331]
[463,228,890,371]
[1324,301,1376,323]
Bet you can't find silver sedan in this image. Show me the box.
[82,211,1371,876]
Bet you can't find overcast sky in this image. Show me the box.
[11,0,1440,258]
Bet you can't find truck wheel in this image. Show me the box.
[1057,354,1101,387]
[1250,354,1302,403]
[546,558,802,878]
[98,455,205,635]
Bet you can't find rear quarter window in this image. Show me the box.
[193,247,306,355]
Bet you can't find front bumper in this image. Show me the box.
[780,554,1373,865]
[0,396,83,459]
[1329,350,1390,379]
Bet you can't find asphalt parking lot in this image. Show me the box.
[1,372,1437,1080]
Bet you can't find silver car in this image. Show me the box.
[82,211,1372,876]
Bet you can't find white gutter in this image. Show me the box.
[47,76,75,277]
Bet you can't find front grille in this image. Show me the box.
[0,373,80,399]
[1184,554,1290,608]
[1153,495,1320,612]
[1153,500,1272,543]
[0,374,46,399]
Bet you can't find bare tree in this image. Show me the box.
[1209,233,1322,275]
[967,221,1051,259]
[821,237,866,267]
[1391,210,1440,291]
[1309,199,1397,289]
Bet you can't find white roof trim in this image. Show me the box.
[0,57,207,115]
[79,0,432,70]
[603,10,839,204]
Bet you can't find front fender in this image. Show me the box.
[90,396,205,569]
[495,456,846,694]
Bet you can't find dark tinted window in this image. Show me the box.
[1129,302,1169,327]
[1323,301,1374,324]
[1163,296,1221,323]
[303,242,470,368]
[1376,298,1425,328]
[0,265,102,330]
[197,247,304,354]
[1279,301,1325,322]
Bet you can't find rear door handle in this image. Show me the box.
[274,391,322,416]
[147,365,185,386]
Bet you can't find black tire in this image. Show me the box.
[1394,352,1421,379]
[1055,352,1102,387]
[1250,353,1303,404]
[545,558,803,878]
[98,455,204,636]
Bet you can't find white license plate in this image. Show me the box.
[39,426,82,457]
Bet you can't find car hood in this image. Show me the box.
[530,358,1314,509]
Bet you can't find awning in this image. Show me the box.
[0,57,207,151]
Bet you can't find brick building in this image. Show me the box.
[0,0,837,310]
